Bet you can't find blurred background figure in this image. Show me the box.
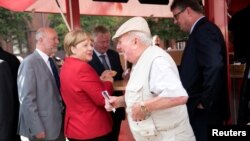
[152,34,164,49]
[167,39,177,50]
[152,35,160,46]
[0,59,16,141]
[54,56,64,69]
[0,45,21,141]
[229,5,250,125]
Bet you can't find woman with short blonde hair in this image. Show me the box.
[60,29,114,141]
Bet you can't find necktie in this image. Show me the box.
[100,54,110,70]
[49,57,60,90]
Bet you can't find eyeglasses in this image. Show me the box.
[173,8,186,20]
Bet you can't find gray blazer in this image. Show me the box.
[17,51,64,140]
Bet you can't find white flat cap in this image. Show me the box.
[112,17,151,40]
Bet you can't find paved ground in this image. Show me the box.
[119,119,135,141]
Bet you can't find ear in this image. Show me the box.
[134,37,138,45]
[38,37,43,42]
[185,7,192,15]
[70,46,76,54]
[131,37,139,50]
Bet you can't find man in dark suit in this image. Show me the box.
[0,46,21,141]
[89,25,125,141]
[171,0,230,141]
[0,59,15,141]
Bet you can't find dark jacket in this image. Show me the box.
[0,47,20,141]
[179,17,230,121]
[0,60,15,141]
[89,49,125,120]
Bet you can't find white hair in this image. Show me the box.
[126,31,152,46]
[35,28,46,41]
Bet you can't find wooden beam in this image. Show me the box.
[65,0,80,30]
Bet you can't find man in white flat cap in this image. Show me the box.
[105,17,196,141]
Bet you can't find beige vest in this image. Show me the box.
[125,46,195,141]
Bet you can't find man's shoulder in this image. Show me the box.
[20,52,41,68]
[107,49,119,54]
[0,48,19,63]
[23,51,39,61]
[194,18,221,37]
[107,49,120,57]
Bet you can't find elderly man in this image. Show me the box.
[105,17,195,141]
[17,27,65,141]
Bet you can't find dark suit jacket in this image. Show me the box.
[89,49,123,80]
[179,17,230,121]
[0,47,20,141]
[89,49,125,120]
[0,59,14,141]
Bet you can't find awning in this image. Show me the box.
[0,0,174,31]
[0,0,173,17]
[0,0,35,11]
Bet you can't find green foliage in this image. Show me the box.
[48,14,68,50]
[0,7,187,53]
[0,8,31,49]
[49,14,128,49]
[147,17,188,41]
[49,14,187,49]
[80,15,128,35]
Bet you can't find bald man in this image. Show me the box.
[17,27,65,141]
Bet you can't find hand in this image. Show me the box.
[105,96,125,111]
[35,131,45,139]
[122,68,130,80]
[131,102,147,121]
[100,70,114,82]
[104,98,115,112]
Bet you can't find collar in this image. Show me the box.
[36,48,49,63]
[94,49,107,57]
[190,16,205,34]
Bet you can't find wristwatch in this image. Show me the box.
[140,101,150,116]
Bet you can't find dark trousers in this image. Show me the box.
[190,109,224,141]
[238,76,250,125]
[110,115,122,141]
[13,135,21,141]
